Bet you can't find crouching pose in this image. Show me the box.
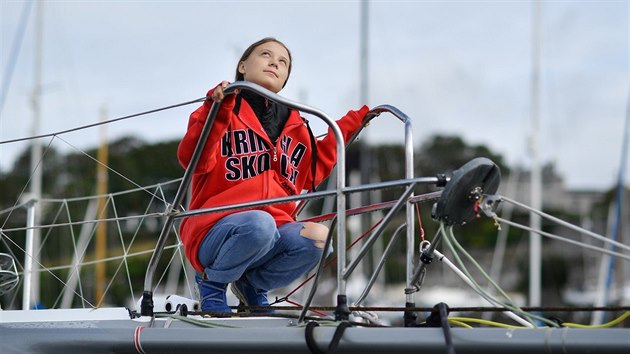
[178,37,369,314]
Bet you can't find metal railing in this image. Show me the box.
[140,81,444,318]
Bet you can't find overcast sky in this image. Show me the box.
[1,0,628,192]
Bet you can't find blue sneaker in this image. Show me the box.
[231,277,274,314]
[195,272,232,314]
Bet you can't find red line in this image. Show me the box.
[283,219,383,299]
[134,326,145,354]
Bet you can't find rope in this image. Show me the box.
[448,310,630,329]
[441,223,556,327]
[563,310,630,328]
[305,321,352,354]
[448,317,525,329]
[437,303,456,354]
[154,313,239,328]
[178,305,630,313]
[2,76,626,333]
[415,203,425,242]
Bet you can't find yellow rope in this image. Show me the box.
[449,317,530,329]
[448,319,473,328]
[449,311,630,329]
[562,311,630,329]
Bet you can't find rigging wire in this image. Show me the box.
[41,178,182,202]
[50,200,96,309]
[54,135,171,205]
[0,212,164,234]
[0,96,207,145]
[4,220,181,310]
[0,136,55,230]
[499,195,630,254]
[492,216,630,262]
[3,186,625,322]
[278,219,384,304]
[0,98,623,326]
[3,191,629,329]
[1,180,181,236]
[20,244,181,273]
[0,75,624,330]
[0,233,96,309]
[3,180,184,309]
[0,95,201,278]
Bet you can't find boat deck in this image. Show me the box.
[1,307,628,354]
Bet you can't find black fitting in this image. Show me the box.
[334,295,350,321]
[422,302,450,327]
[140,290,154,317]
[436,173,448,187]
[420,250,433,265]
[403,302,418,327]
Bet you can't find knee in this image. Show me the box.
[300,222,329,249]
[244,210,276,231]
[239,210,277,246]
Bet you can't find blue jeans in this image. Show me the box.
[197,210,323,291]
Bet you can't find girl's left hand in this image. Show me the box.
[211,81,230,102]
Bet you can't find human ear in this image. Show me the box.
[238,62,246,75]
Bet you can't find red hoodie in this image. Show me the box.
[178,85,369,272]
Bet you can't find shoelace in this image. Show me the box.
[200,282,227,303]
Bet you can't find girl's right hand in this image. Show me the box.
[211,81,230,101]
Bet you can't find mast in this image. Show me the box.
[23,0,44,310]
[528,0,543,308]
[591,54,630,325]
[95,107,109,305]
[359,2,370,223]
[359,3,370,243]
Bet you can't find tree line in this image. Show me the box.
[1,134,615,308]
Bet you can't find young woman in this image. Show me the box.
[178,37,369,314]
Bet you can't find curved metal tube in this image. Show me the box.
[297,104,418,310]
[361,105,417,305]
[141,81,347,316]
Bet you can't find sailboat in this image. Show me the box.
[1,81,628,353]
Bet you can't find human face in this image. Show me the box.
[238,41,290,93]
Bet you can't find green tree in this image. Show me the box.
[417,135,509,178]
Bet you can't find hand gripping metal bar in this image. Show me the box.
[141,81,347,316]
